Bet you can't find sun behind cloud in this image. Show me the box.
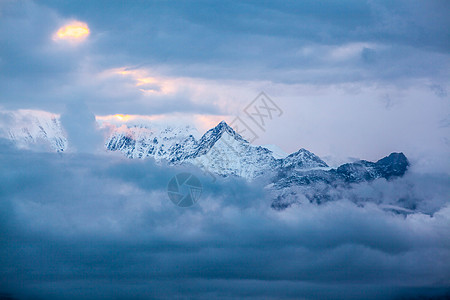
[113,114,131,121]
[53,21,90,41]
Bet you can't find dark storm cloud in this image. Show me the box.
[0,142,449,299]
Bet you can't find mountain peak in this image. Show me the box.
[206,120,248,143]
[282,148,329,169]
[188,120,248,158]
[213,120,236,134]
[374,152,409,179]
[217,120,229,127]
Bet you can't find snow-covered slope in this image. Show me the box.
[1,110,67,152]
[1,111,411,210]
[105,121,329,179]
[1,111,409,195]
[104,120,408,187]
[186,122,280,178]
[105,124,198,161]
[262,144,288,159]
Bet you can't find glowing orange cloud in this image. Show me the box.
[114,114,131,121]
[111,67,176,95]
[54,21,90,41]
[136,77,157,86]
[95,113,229,134]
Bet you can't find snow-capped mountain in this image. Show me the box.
[105,124,199,161]
[270,152,409,209]
[1,111,409,209]
[105,120,408,184]
[105,121,330,179]
[104,120,409,211]
[1,110,67,152]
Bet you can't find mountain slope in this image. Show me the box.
[2,110,67,152]
[1,112,410,210]
[105,121,331,179]
[271,152,409,209]
[105,124,198,161]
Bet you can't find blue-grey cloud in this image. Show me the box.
[0,1,449,112]
[60,101,104,152]
[0,142,449,299]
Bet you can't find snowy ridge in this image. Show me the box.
[1,110,67,152]
[281,148,329,169]
[1,111,409,199]
[270,152,409,209]
[105,120,329,179]
[104,121,410,209]
[105,124,198,161]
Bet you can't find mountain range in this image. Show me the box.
[3,111,409,209]
[105,120,408,183]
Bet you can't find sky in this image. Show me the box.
[0,0,449,167]
[0,1,450,299]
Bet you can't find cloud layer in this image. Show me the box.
[0,141,449,299]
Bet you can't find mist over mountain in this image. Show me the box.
[1,110,418,214]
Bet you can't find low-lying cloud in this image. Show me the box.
[0,141,449,299]
[60,101,104,153]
